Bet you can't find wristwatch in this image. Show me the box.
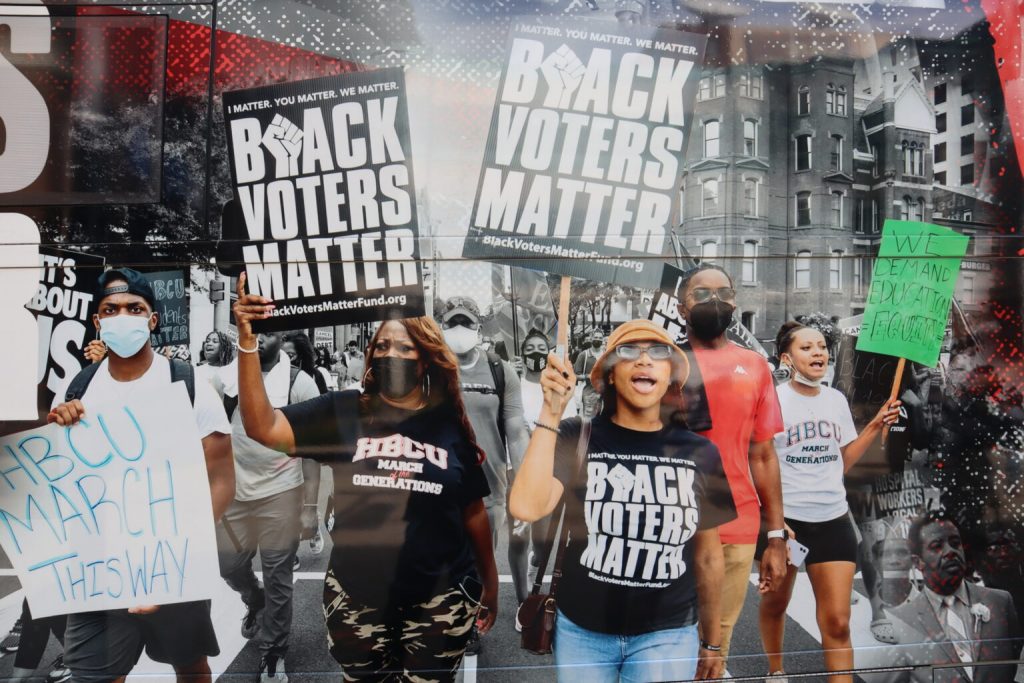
[766,528,789,541]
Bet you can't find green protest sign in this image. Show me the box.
[856,220,970,367]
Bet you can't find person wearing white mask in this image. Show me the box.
[46,268,234,683]
[758,321,901,682]
[439,297,530,649]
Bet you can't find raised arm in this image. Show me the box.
[500,361,531,473]
[233,272,297,454]
[508,353,575,523]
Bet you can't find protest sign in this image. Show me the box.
[143,270,189,347]
[0,383,219,618]
[23,248,104,418]
[857,221,969,367]
[462,20,706,290]
[222,69,425,331]
[647,263,768,357]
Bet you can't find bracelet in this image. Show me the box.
[700,641,722,652]
[236,340,258,354]
[533,421,560,435]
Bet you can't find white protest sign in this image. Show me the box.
[0,383,218,617]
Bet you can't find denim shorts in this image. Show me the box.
[554,609,699,683]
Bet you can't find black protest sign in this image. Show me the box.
[143,270,189,347]
[462,20,705,289]
[23,248,104,417]
[222,69,425,331]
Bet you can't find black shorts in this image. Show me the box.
[756,513,859,566]
[64,601,219,683]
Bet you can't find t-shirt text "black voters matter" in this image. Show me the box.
[282,391,490,608]
[553,416,735,635]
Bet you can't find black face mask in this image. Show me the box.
[591,341,602,349]
[686,301,735,341]
[524,351,547,372]
[371,357,420,400]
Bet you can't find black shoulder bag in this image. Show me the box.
[517,418,591,655]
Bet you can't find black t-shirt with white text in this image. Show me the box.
[282,391,490,609]
[553,416,735,635]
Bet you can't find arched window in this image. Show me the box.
[797,86,810,115]
[913,197,924,221]
[900,195,912,220]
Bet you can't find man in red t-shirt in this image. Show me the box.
[678,264,787,665]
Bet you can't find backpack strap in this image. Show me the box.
[486,351,506,447]
[289,365,301,398]
[168,359,196,406]
[64,362,102,403]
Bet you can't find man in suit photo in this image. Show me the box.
[888,512,1022,682]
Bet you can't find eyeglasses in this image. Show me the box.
[689,287,736,304]
[615,343,673,361]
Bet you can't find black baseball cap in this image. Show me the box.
[95,268,160,333]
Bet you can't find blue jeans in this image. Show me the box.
[554,609,699,683]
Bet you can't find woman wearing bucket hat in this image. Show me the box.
[510,319,737,681]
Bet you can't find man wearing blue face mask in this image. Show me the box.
[439,296,530,647]
[46,268,235,683]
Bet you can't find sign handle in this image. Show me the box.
[556,275,571,362]
[881,356,906,446]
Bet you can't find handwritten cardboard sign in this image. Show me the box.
[0,384,218,617]
[143,270,189,347]
[856,221,969,368]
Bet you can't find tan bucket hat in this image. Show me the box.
[589,319,690,392]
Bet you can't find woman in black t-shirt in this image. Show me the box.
[510,319,736,682]
[232,274,498,682]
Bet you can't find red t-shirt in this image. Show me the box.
[690,343,783,544]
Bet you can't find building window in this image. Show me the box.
[741,311,756,334]
[742,241,757,284]
[934,83,947,104]
[743,119,758,156]
[744,178,759,216]
[797,86,810,115]
[856,198,865,233]
[902,142,923,177]
[963,209,973,221]
[853,257,864,295]
[795,251,812,289]
[699,72,726,100]
[829,250,843,289]
[960,273,976,304]
[740,70,763,99]
[935,171,947,185]
[830,191,843,227]
[704,120,720,158]
[900,195,911,220]
[935,142,947,163]
[961,76,972,94]
[796,135,812,171]
[913,197,924,221]
[702,179,719,216]
[796,191,811,226]
[830,135,843,170]
[871,199,879,232]
[826,84,847,115]
[960,134,974,157]
[936,113,947,133]
[961,103,974,126]
[700,240,718,262]
[961,163,974,185]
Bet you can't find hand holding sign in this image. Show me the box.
[539,353,576,420]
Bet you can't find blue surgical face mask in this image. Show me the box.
[99,314,152,358]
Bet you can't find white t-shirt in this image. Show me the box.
[521,376,577,427]
[773,382,857,522]
[225,368,319,501]
[56,355,231,440]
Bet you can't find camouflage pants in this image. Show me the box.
[323,568,480,682]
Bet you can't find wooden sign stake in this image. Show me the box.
[881,356,906,445]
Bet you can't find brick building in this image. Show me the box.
[678,35,996,343]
